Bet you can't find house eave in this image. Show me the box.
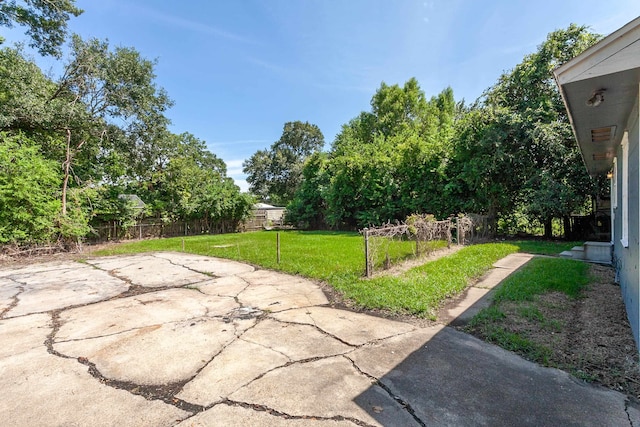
[554,16,640,175]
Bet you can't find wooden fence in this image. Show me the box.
[87,218,239,243]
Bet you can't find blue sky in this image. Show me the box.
[3,1,639,191]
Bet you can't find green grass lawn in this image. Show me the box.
[92,231,581,318]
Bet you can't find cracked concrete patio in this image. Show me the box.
[0,252,638,426]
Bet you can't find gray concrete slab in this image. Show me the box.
[0,348,189,427]
[177,339,290,406]
[271,306,416,346]
[493,252,534,269]
[154,252,255,276]
[2,262,128,317]
[195,276,250,297]
[54,317,243,385]
[0,252,635,427]
[176,404,358,426]
[86,254,210,288]
[229,355,420,426]
[237,270,329,312]
[352,326,634,427]
[0,313,188,426]
[56,288,240,340]
[240,318,354,360]
[438,286,493,325]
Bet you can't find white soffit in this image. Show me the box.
[556,17,640,85]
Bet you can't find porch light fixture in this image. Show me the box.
[586,89,606,107]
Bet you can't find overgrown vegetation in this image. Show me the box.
[255,25,606,237]
[0,7,252,247]
[1,7,607,248]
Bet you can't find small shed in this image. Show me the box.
[244,203,286,230]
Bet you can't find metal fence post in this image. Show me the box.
[277,232,281,264]
[364,228,370,278]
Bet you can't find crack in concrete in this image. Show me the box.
[89,255,243,299]
[238,337,292,362]
[267,316,358,349]
[220,399,376,427]
[0,280,25,319]
[150,253,219,279]
[45,309,251,417]
[626,398,634,427]
[233,275,256,304]
[78,356,206,414]
[269,313,425,352]
[7,256,424,423]
[343,355,427,427]
[167,317,265,399]
[91,261,218,294]
[45,311,74,360]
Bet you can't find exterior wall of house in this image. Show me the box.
[614,95,640,347]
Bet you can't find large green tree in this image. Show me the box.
[321,80,456,229]
[0,40,250,245]
[445,105,529,231]
[483,24,601,237]
[244,121,324,205]
[51,35,172,216]
[0,0,82,57]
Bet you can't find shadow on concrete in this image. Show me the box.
[353,259,638,426]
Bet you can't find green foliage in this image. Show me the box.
[0,0,83,57]
[286,152,330,228]
[0,40,251,246]
[288,25,602,236]
[446,106,527,220]
[0,133,61,244]
[480,24,602,236]
[244,121,324,205]
[320,81,456,229]
[56,187,92,243]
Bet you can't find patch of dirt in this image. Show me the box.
[469,264,640,400]
[371,245,464,278]
[0,241,120,268]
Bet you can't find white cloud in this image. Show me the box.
[225,159,245,170]
[234,179,249,193]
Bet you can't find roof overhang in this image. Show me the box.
[554,16,640,175]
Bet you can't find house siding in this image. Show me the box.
[615,96,640,347]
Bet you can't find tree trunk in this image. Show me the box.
[544,217,553,239]
[563,216,572,240]
[61,129,72,216]
[61,129,85,217]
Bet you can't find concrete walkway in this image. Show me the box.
[0,252,637,426]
